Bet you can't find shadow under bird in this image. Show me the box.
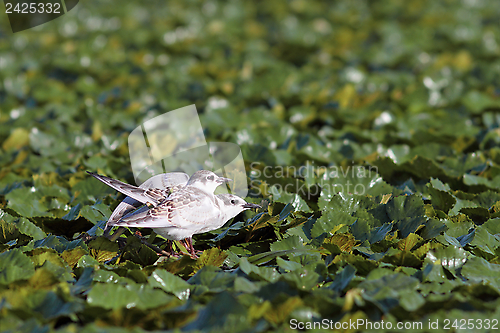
[87,170,260,256]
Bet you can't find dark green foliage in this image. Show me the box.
[1,0,500,332]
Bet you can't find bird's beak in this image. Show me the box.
[242,203,261,209]
[217,177,232,184]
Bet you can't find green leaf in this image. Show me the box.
[386,195,427,237]
[399,291,425,312]
[327,264,356,292]
[80,203,112,224]
[187,265,236,292]
[120,235,158,266]
[428,186,456,213]
[13,217,46,240]
[459,207,490,224]
[312,193,375,238]
[62,203,81,221]
[61,247,88,268]
[419,218,447,239]
[77,255,100,268]
[456,229,475,247]
[1,210,46,240]
[351,220,393,244]
[444,233,462,248]
[276,257,303,271]
[0,219,20,244]
[2,128,30,151]
[0,249,35,285]
[239,257,279,282]
[462,90,500,114]
[273,192,311,213]
[33,235,87,253]
[5,187,51,218]
[461,257,500,292]
[21,289,84,319]
[194,247,228,269]
[71,178,115,204]
[88,237,119,262]
[425,246,469,276]
[318,172,392,209]
[149,269,191,300]
[87,282,173,310]
[246,249,309,266]
[358,273,420,312]
[374,156,446,181]
[281,268,320,290]
[183,292,249,332]
[470,227,500,255]
[482,218,500,235]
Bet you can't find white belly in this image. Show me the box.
[153,227,196,240]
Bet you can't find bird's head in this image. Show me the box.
[187,170,232,193]
[217,194,261,223]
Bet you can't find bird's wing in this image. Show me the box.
[139,172,189,190]
[113,188,221,229]
[87,171,167,205]
[106,196,143,227]
[105,172,189,227]
[120,205,150,220]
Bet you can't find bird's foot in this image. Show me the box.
[178,238,199,258]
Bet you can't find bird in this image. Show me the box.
[115,192,260,256]
[87,170,258,256]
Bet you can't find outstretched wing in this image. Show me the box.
[87,171,167,205]
[113,188,221,229]
[104,172,189,228]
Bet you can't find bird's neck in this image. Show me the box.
[189,183,216,194]
[214,196,227,220]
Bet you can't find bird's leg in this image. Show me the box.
[185,238,192,254]
[185,237,198,258]
[179,239,189,254]
[177,239,196,258]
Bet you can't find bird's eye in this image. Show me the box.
[230,199,236,204]
[207,175,214,181]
